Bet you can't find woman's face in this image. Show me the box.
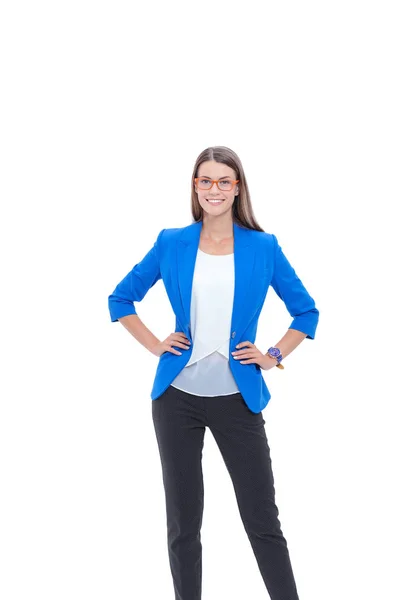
[194,160,239,218]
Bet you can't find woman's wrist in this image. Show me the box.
[264,352,279,368]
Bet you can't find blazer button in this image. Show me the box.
[231,331,236,338]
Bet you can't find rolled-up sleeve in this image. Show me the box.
[108,229,165,322]
[270,234,319,339]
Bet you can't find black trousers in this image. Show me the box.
[151,384,300,600]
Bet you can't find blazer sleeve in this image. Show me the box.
[270,234,319,340]
[108,228,165,322]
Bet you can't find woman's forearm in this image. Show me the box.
[118,314,160,354]
[266,328,307,363]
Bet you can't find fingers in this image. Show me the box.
[172,341,191,350]
[231,342,261,365]
[173,332,191,348]
[172,332,190,343]
[168,347,182,355]
[233,354,256,361]
[168,332,191,355]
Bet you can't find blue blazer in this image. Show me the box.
[108,220,319,413]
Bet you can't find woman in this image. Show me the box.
[108,146,319,600]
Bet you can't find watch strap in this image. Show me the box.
[267,347,285,369]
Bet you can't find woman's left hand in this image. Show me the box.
[231,341,277,371]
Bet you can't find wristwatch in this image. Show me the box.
[267,347,285,369]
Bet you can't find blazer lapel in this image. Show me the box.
[176,220,256,340]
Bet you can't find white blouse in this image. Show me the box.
[170,248,240,397]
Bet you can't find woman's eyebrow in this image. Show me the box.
[198,175,232,179]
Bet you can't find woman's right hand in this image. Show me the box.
[150,332,191,357]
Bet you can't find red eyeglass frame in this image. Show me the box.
[194,177,240,191]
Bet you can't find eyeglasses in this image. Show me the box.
[194,177,239,191]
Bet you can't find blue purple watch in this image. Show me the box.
[267,347,284,369]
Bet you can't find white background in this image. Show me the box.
[1,1,410,599]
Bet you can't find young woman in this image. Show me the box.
[108,146,319,600]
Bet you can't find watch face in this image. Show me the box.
[269,347,280,357]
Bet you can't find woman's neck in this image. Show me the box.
[200,217,233,243]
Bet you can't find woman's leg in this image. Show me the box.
[152,385,207,600]
[206,392,300,600]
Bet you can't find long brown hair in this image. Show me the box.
[190,146,265,232]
